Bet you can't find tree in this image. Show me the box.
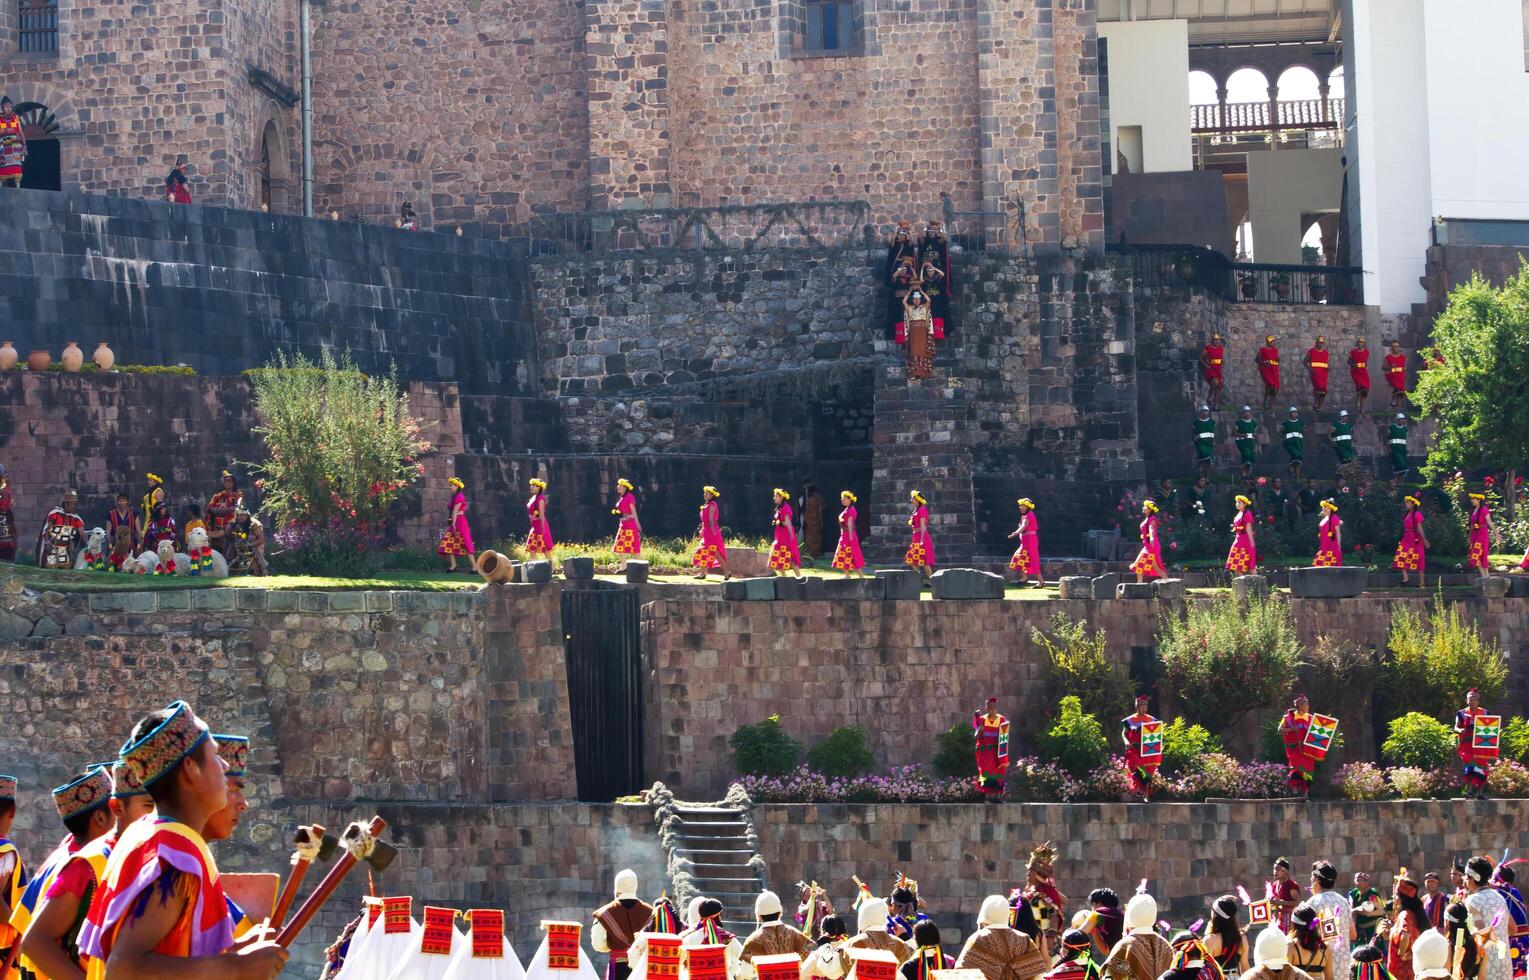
[1411,263,1529,495]
[1378,596,1507,723]
[1032,613,1134,724]
[1156,594,1300,736]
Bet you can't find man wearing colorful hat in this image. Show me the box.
[17,765,142,980]
[78,702,286,980]
[1454,688,1494,799]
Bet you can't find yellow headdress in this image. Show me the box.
[1235,494,1252,506]
[1321,499,1338,512]
[841,490,857,503]
[145,473,163,485]
[772,488,791,503]
[1017,498,1034,510]
[1142,499,1159,514]
[704,485,720,498]
[448,477,464,490]
[1468,492,1486,501]
[529,478,547,491]
[1265,334,1276,344]
[221,469,233,479]
[1405,495,1421,507]
[617,478,634,491]
[910,490,926,505]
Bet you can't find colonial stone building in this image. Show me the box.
[1,0,1105,247]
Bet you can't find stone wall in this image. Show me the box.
[753,800,1529,933]
[0,192,537,392]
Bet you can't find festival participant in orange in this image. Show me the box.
[1226,494,1257,574]
[1276,695,1320,799]
[526,478,554,557]
[1007,499,1041,588]
[1393,494,1428,588]
[78,700,287,980]
[831,491,865,578]
[1348,338,1371,410]
[905,491,935,582]
[1257,335,1281,411]
[612,478,642,564]
[1130,500,1164,583]
[1466,492,1494,579]
[1454,688,1492,799]
[1305,337,1330,411]
[902,288,936,380]
[692,486,729,580]
[768,489,803,578]
[1120,695,1160,803]
[1201,334,1226,410]
[1313,499,1342,566]
[1384,342,1408,409]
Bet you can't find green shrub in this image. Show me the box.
[1157,594,1300,735]
[728,715,801,777]
[1379,596,1508,722]
[1032,613,1133,723]
[1381,712,1457,769]
[806,726,877,779]
[1159,717,1222,775]
[1503,717,1529,764]
[41,362,196,375]
[931,721,978,780]
[1035,696,1108,777]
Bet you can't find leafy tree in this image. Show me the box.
[1032,613,1133,723]
[807,726,877,778]
[1157,594,1300,736]
[1411,263,1529,486]
[1378,596,1508,722]
[728,715,801,776]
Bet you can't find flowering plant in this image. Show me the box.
[1337,762,1389,801]
[738,766,980,804]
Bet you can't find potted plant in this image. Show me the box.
[1308,274,1328,303]
[1270,272,1292,301]
[1238,271,1258,300]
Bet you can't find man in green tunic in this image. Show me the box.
[1192,405,1216,479]
[1281,407,1305,480]
[1331,409,1357,464]
[1235,405,1258,477]
[1388,413,1410,478]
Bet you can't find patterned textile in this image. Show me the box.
[1103,933,1174,980]
[955,926,1049,980]
[213,735,248,778]
[119,700,209,790]
[53,768,113,820]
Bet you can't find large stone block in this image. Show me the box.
[877,570,923,600]
[523,560,554,584]
[1152,578,1186,600]
[1288,566,1368,599]
[1479,576,1510,598]
[1090,573,1121,599]
[1512,576,1529,599]
[723,577,776,601]
[814,577,886,600]
[1115,582,1154,600]
[562,557,594,580]
[1058,576,1092,600]
[772,577,807,601]
[623,560,649,584]
[931,568,1006,600]
[1233,575,1270,601]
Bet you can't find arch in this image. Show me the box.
[1188,70,1219,105]
[0,82,77,133]
[313,139,436,227]
[253,101,294,213]
[1225,67,1271,104]
[1275,65,1320,101]
[1327,66,1346,101]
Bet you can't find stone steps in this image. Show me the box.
[657,798,766,935]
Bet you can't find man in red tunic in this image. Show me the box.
[1453,687,1492,799]
[1200,334,1225,410]
[1268,858,1301,932]
[1276,694,1319,798]
[1256,335,1281,410]
[1304,337,1330,412]
[1348,338,1371,411]
[0,465,16,562]
[972,699,1010,801]
[1384,341,1408,409]
[1120,694,1159,803]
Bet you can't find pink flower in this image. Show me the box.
[1485,476,1496,486]
[1266,515,1275,524]
[1117,504,1124,511]
[1341,486,1351,494]
[1169,542,1178,551]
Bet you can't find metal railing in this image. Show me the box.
[1107,243,1363,306]
[1191,98,1344,134]
[19,0,58,53]
[524,200,874,256]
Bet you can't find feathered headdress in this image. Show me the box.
[1027,842,1057,874]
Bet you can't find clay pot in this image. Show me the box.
[61,341,84,372]
[475,550,515,584]
[0,342,16,371]
[26,350,51,371]
[93,342,115,372]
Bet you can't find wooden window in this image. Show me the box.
[18,0,58,53]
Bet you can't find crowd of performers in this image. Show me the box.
[580,847,1529,980]
[972,688,1502,804]
[1199,334,1414,417]
[886,221,954,381]
[0,469,268,575]
[1192,402,1414,485]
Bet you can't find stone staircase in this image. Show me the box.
[664,801,766,936]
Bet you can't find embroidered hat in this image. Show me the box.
[53,766,113,821]
[0,774,16,802]
[111,757,147,799]
[214,734,249,779]
[119,700,211,789]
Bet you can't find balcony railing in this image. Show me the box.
[1107,243,1363,306]
[1191,98,1344,134]
[19,0,59,53]
[524,200,874,256]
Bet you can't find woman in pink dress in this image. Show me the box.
[768,488,803,577]
[525,478,554,557]
[612,478,642,563]
[437,477,476,573]
[1226,494,1257,574]
[1467,492,1494,578]
[1392,494,1428,587]
[692,485,730,580]
[831,490,865,577]
[1313,498,1342,566]
[1130,499,1164,582]
[904,490,935,580]
[1008,498,1041,586]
